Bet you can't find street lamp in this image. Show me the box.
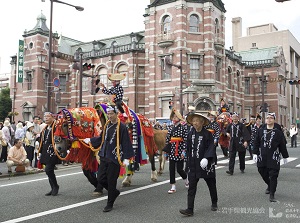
[44,0,84,112]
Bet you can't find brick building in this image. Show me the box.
[232,17,300,127]
[9,0,289,126]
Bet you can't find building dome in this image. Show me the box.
[29,11,49,33]
[37,12,47,21]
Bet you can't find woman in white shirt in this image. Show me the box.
[25,122,35,168]
[290,124,298,148]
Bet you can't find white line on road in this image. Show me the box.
[0,172,82,188]
[280,157,297,165]
[1,166,224,223]
[245,160,255,165]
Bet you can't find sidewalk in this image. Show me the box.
[0,161,80,179]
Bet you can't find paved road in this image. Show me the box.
[0,147,299,223]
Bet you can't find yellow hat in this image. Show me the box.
[107,73,126,81]
[186,112,209,126]
[170,108,184,122]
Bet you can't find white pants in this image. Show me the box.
[6,159,30,171]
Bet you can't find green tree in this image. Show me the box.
[0,88,12,121]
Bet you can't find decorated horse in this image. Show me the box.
[53,104,167,187]
[95,103,167,186]
[216,112,232,157]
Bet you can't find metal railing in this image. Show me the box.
[82,43,145,59]
[244,59,276,68]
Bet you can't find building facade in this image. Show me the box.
[9,0,289,126]
[232,17,300,127]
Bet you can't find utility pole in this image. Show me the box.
[261,64,266,121]
[79,53,83,107]
[179,49,183,115]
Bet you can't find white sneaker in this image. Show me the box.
[168,189,176,194]
[185,180,189,189]
[26,166,34,171]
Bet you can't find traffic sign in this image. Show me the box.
[53,78,60,87]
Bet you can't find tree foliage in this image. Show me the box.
[0,88,12,121]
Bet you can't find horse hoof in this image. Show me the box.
[151,170,158,182]
[122,181,131,187]
[151,178,157,182]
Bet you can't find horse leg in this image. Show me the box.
[158,152,166,175]
[122,174,132,187]
[149,154,157,182]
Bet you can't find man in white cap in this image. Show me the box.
[253,112,289,202]
[225,112,251,175]
[179,112,218,216]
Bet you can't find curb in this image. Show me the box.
[0,163,81,179]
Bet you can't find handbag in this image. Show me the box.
[15,165,25,172]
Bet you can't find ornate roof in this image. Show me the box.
[23,12,49,37]
[239,47,280,61]
[149,0,226,12]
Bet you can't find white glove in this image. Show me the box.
[253,154,258,163]
[283,158,288,164]
[123,159,130,166]
[83,138,90,144]
[37,153,41,160]
[200,158,208,169]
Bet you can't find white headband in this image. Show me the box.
[267,112,276,119]
[107,105,118,113]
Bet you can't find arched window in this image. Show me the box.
[117,64,128,87]
[111,41,118,47]
[236,70,240,91]
[98,67,108,87]
[196,102,211,111]
[228,67,232,89]
[216,58,221,81]
[27,72,32,90]
[189,14,199,32]
[215,18,220,36]
[162,15,171,33]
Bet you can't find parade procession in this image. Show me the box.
[1,0,300,222]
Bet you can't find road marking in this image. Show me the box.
[296,164,300,168]
[0,172,82,188]
[1,166,225,223]
[245,160,256,165]
[217,159,229,164]
[217,155,226,159]
[280,157,297,166]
